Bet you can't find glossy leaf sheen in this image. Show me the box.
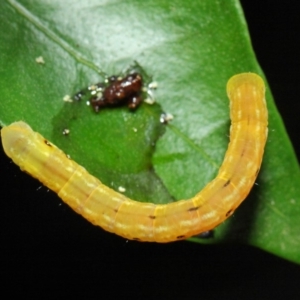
[0,0,300,263]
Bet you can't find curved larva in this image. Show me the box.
[1,73,268,242]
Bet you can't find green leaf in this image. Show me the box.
[1,0,300,263]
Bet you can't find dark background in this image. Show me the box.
[1,1,300,298]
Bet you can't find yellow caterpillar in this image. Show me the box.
[1,73,268,242]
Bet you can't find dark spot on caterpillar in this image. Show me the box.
[148,215,156,219]
[177,235,186,239]
[241,148,245,157]
[187,206,200,212]
[226,209,234,217]
[133,237,141,241]
[44,140,52,147]
[90,73,143,112]
[224,179,231,187]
